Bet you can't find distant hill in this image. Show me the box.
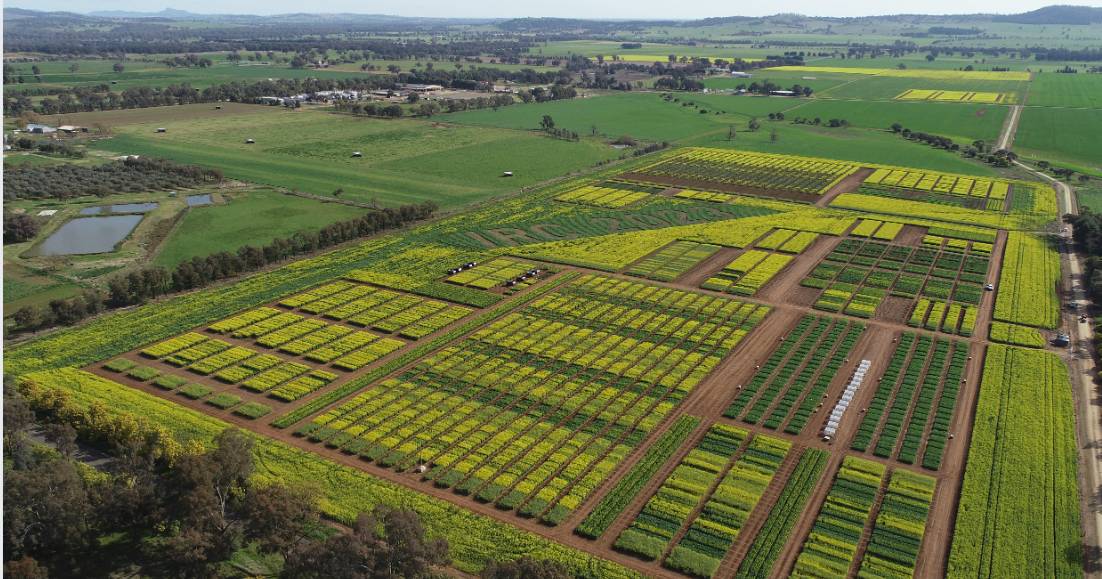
[88,8,202,18]
[993,5,1102,24]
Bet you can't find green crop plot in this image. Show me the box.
[1027,72,1102,109]
[1016,106,1102,169]
[787,99,1008,142]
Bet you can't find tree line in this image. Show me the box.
[4,381,569,579]
[4,67,569,116]
[11,202,437,334]
[4,158,223,201]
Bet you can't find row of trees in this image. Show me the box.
[5,158,222,201]
[4,382,568,579]
[4,66,570,116]
[11,202,437,334]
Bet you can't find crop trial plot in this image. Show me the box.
[799,236,989,327]
[862,167,1012,212]
[298,273,769,525]
[849,332,971,469]
[276,281,474,340]
[445,257,543,289]
[724,314,865,434]
[626,240,722,282]
[617,148,862,202]
[896,89,1007,103]
[555,181,662,208]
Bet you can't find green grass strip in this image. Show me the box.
[271,272,580,429]
[575,414,701,539]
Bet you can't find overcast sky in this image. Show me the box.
[9,0,1102,18]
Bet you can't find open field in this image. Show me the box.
[7,139,1074,578]
[1015,106,1102,170]
[764,66,1033,81]
[87,110,621,208]
[42,101,278,128]
[153,189,368,267]
[1025,73,1102,109]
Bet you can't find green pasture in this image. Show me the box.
[815,75,1029,103]
[443,92,734,141]
[1016,106,1102,171]
[1027,73,1102,109]
[154,189,367,267]
[703,69,858,94]
[681,121,999,176]
[785,99,1009,142]
[88,111,620,208]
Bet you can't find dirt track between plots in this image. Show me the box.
[816,167,875,208]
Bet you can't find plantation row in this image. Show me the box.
[802,237,990,319]
[277,280,474,339]
[628,148,861,195]
[576,415,701,539]
[851,219,904,242]
[908,298,978,337]
[850,333,969,470]
[615,424,794,578]
[858,183,1006,213]
[627,240,721,282]
[791,456,886,577]
[948,345,1081,578]
[864,167,1011,201]
[791,457,936,579]
[445,257,543,290]
[993,232,1061,330]
[755,229,820,254]
[725,314,865,435]
[556,184,651,208]
[207,307,405,370]
[132,331,347,401]
[734,449,828,578]
[298,274,769,526]
[896,89,1006,104]
[102,358,273,418]
[702,250,793,297]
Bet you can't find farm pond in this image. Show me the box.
[186,194,213,206]
[79,202,159,215]
[27,215,143,256]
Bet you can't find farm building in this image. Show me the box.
[25,123,56,134]
[400,83,444,93]
[730,71,752,78]
[57,125,88,133]
[769,90,797,96]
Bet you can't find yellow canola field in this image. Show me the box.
[764,65,1031,81]
[896,89,1007,103]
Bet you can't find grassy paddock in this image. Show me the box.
[89,111,620,208]
[154,190,366,267]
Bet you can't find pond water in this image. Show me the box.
[28,215,144,256]
[110,202,159,213]
[78,202,159,215]
[186,194,213,207]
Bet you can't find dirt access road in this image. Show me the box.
[1023,161,1102,576]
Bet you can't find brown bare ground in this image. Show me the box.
[817,167,875,208]
[878,295,915,325]
[894,224,929,247]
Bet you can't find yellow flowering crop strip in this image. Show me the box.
[896,89,1007,103]
[766,65,1031,81]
